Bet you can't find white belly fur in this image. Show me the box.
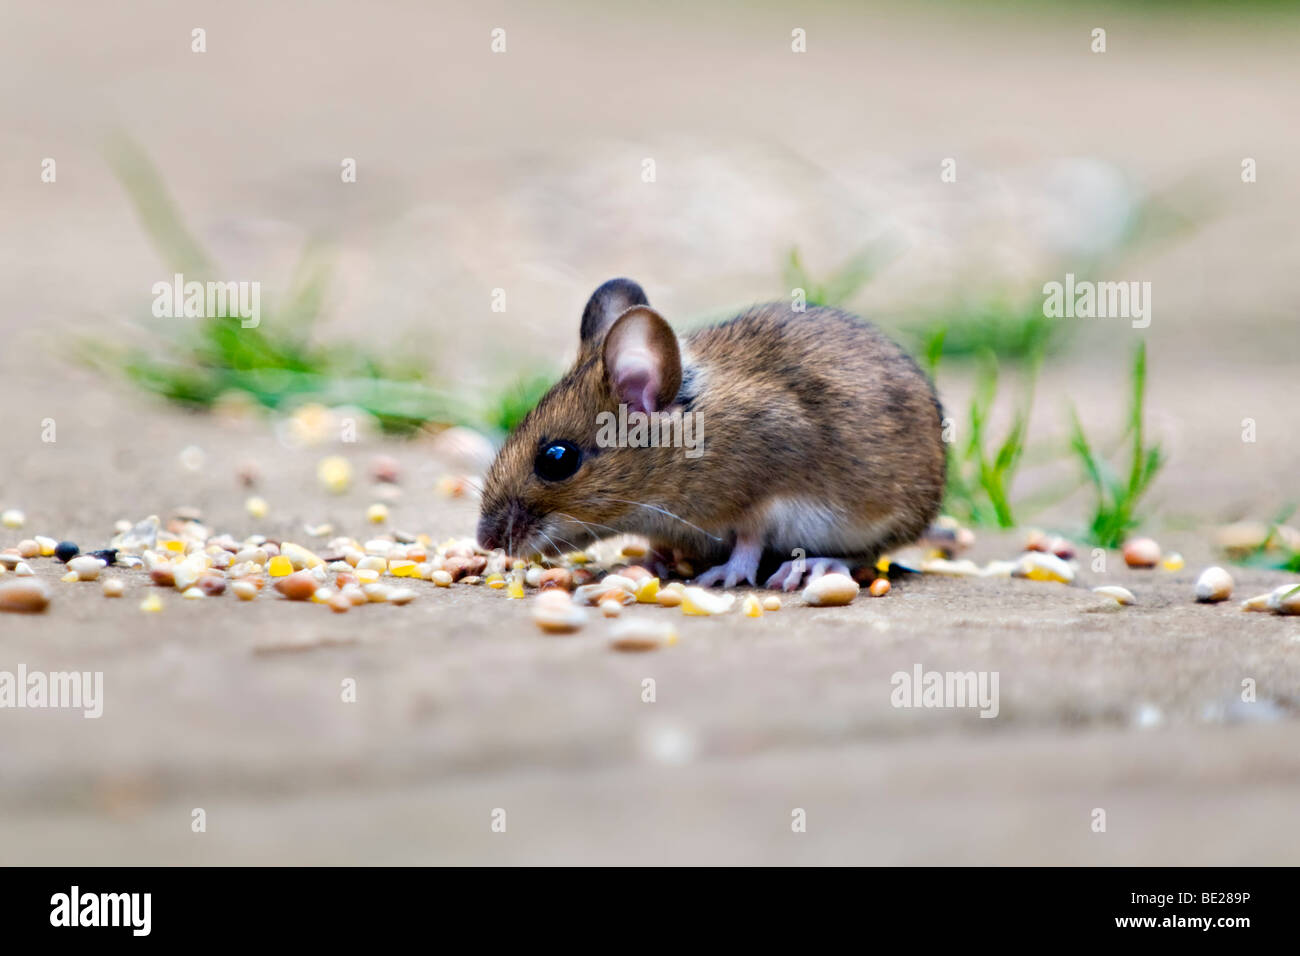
[759,497,898,556]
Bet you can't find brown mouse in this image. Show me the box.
[477,278,946,589]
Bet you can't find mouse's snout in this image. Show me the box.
[475,514,500,552]
[476,497,538,555]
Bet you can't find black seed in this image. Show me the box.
[90,548,119,566]
[54,541,80,563]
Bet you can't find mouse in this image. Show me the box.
[476,278,947,590]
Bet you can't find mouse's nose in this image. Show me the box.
[477,499,535,555]
[476,514,500,552]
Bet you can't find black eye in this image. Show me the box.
[534,441,583,482]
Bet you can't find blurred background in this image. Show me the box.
[1,0,1298,864]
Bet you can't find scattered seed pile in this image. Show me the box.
[2,499,1297,644]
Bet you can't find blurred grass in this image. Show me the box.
[82,137,543,437]
[1068,342,1165,548]
[939,340,1041,528]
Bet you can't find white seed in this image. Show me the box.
[1122,537,1161,568]
[681,586,737,615]
[1240,590,1276,612]
[921,558,981,577]
[389,588,417,605]
[233,547,267,566]
[14,562,34,577]
[362,583,393,603]
[609,619,678,652]
[980,560,1019,578]
[761,595,782,611]
[801,573,860,607]
[1,509,25,528]
[574,582,636,606]
[599,574,637,593]
[0,579,50,612]
[68,555,107,581]
[232,580,258,601]
[532,590,588,633]
[1274,585,1300,615]
[1013,552,1075,584]
[172,556,208,591]
[181,587,205,600]
[1194,566,1233,603]
[101,577,125,597]
[1092,585,1136,606]
[432,570,453,587]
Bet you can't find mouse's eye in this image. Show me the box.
[534,440,583,482]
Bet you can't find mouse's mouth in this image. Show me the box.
[478,502,604,559]
[530,514,601,559]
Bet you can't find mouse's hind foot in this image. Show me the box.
[764,556,853,592]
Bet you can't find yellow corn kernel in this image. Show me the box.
[507,575,525,599]
[139,594,163,613]
[1162,552,1185,571]
[316,455,352,494]
[245,496,269,519]
[742,594,764,617]
[356,568,380,584]
[366,503,389,524]
[389,560,418,578]
[634,576,660,604]
[486,573,506,590]
[267,555,293,577]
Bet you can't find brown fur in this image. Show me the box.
[478,281,946,568]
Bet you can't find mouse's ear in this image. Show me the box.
[580,278,649,345]
[601,306,682,415]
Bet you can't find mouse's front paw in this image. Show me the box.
[692,534,763,588]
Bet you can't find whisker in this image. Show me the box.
[541,527,583,554]
[537,529,573,559]
[596,496,722,542]
[553,512,622,538]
